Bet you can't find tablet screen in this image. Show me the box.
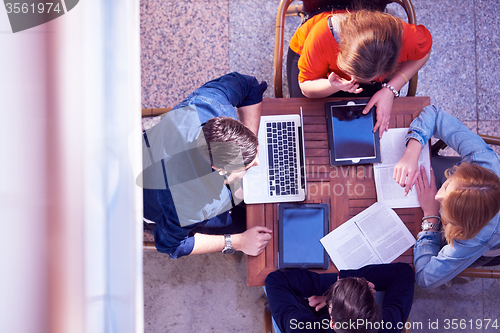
[280,206,328,268]
[330,104,376,161]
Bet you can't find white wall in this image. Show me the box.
[0,7,51,333]
[0,1,143,332]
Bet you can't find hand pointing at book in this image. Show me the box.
[394,138,423,195]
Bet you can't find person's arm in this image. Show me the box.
[414,233,492,289]
[410,105,497,167]
[340,263,415,331]
[157,219,272,258]
[299,72,363,98]
[237,101,262,135]
[151,198,199,259]
[265,269,338,333]
[190,226,272,256]
[363,20,432,137]
[362,51,431,138]
[395,105,499,192]
[154,204,271,258]
[190,72,266,108]
[388,52,431,93]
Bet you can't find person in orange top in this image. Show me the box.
[288,9,432,138]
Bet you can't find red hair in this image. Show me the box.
[441,163,500,244]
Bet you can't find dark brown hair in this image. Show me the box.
[441,163,500,244]
[201,117,258,172]
[325,277,381,333]
[337,10,403,81]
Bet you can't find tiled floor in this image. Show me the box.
[141,1,500,332]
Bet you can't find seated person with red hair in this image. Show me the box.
[394,105,500,289]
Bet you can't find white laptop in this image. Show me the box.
[243,109,307,204]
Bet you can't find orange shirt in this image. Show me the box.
[289,11,433,83]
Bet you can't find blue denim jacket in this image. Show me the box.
[142,72,265,258]
[407,105,500,289]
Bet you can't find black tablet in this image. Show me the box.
[325,99,381,166]
[278,203,330,269]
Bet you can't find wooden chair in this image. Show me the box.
[431,134,500,155]
[458,268,500,279]
[143,241,156,251]
[263,303,273,333]
[142,107,172,118]
[273,0,418,98]
[432,133,500,279]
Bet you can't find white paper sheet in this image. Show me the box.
[374,128,431,208]
[320,203,415,270]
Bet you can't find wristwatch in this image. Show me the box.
[421,219,441,231]
[222,234,235,255]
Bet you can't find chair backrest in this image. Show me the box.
[143,241,156,251]
[478,134,500,146]
[263,304,273,333]
[458,268,500,279]
[142,107,172,118]
[273,0,418,98]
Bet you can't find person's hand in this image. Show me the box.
[230,178,244,201]
[393,139,422,195]
[328,72,363,94]
[232,226,272,256]
[308,295,327,312]
[415,165,441,217]
[225,169,247,185]
[362,87,394,138]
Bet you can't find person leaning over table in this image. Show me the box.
[265,263,414,333]
[140,72,272,259]
[393,105,500,289]
[288,0,432,137]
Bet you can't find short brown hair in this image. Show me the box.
[201,117,258,172]
[441,163,500,244]
[337,10,403,81]
[326,277,381,333]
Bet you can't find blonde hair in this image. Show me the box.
[441,163,500,244]
[337,10,403,81]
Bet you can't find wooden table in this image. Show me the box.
[246,96,431,286]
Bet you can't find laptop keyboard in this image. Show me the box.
[266,121,299,196]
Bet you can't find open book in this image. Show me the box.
[374,128,431,208]
[320,202,415,270]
